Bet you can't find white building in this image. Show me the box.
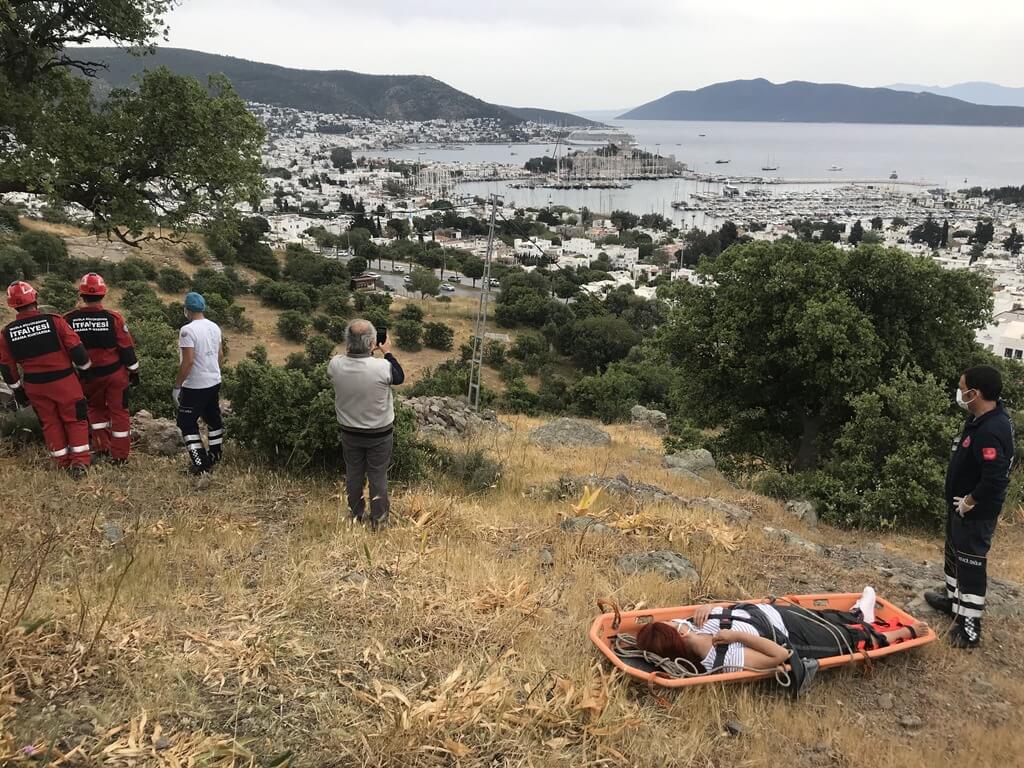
[977,315,1024,361]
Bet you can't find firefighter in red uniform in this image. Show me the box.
[0,281,93,476]
[64,273,140,464]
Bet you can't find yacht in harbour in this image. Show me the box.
[829,165,843,171]
[564,127,635,149]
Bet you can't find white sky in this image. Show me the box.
[155,0,1024,111]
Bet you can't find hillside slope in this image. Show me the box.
[1,410,1022,764]
[75,47,595,125]
[620,78,1024,126]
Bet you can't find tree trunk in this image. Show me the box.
[793,413,825,471]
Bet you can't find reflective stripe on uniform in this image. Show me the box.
[956,605,984,618]
[959,592,985,608]
[91,422,111,430]
[70,444,90,454]
[208,438,223,446]
[111,430,130,438]
[182,434,201,442]
[208,429,224,437]
[50,447,69,458]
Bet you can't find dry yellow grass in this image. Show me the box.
[1,418,1022,767]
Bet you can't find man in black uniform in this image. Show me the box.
[925,365,1016,648]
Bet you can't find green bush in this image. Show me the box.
[18,231,68,272]
[397,303,425,323]
[0,243,37,283]
[312,314,332,333]
[191,268,242,302]
[205,293,253,333]
[183,244,207,265]
[410,359,495,405]
[662,416,704,454]
[500,378,540,415]
[483,339,506,368]
[805,369,961,529]
[305,335,336,365]
[0,205,23,232]
[228,359,423,478]
[157,266,191,294]
[569,369,639,423]
[394,319,423,351]
[319,284,351,316]
[39,274,78,313]
[278,310,310,342]
[537,370,570,413]
[124,318,180,418]
[423,322,454,351]
[431,445,502,492]
[325,317,348,344]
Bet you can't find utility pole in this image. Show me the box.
[468,195,499,410]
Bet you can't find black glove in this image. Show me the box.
[129,370,140,388]
[13,388,29,408]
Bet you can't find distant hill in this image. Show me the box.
[620,78,1024,126]
[75,47,595,126]
[500,106,600,127]
[887,82,1024,108]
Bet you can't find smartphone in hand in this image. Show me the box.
[377,327,388,346]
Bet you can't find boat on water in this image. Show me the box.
[715,159,730,164]
[762,154,778,171]
[565,127,635,149]
[890,171,899,180]
[829,165,843,171]
[698,133,707,137]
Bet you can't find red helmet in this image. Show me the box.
[78,272,107,297]
[7,281,37,309]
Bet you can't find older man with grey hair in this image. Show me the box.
[327,318,405,530]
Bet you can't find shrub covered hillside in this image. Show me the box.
[2,414,1024,766]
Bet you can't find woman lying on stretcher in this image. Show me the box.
[635,588,930,673]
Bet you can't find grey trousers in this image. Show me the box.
[340,430,393,525]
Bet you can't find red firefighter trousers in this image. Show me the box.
[83,368,131,460]
[25,374,90,468]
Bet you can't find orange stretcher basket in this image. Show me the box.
[590,593,935,688]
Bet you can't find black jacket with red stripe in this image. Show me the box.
[64,304,138,378]
[0,308,90,388]
[945,401,1016,520]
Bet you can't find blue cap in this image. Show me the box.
[184,292,206,312]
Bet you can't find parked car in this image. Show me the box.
[392,266,406,274]
[440,283,456,292]
[489,278,501,287]
[364,271,380,279]
[448,275,462,283]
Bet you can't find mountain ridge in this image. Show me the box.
[887,81,1024,108]
[620,78,1024,126]
[73,47,598,126]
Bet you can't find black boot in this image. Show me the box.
[924,589,954,616]
[950,616,981,649]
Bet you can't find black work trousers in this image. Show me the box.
[944,510,998,620]
[340,429,393,525]
[177,384,224,473]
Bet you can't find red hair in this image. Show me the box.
[635,622,704,668]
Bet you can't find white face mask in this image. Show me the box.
[183,307,191,320]
[956,388,976,411]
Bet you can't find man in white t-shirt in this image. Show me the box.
[174,292,225,474]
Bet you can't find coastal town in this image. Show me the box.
[6,101,1024,359]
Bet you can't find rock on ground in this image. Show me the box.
[785,500,818,528]
[698,498,753,526]
[560,516,616,535]
[664,449,715,473]
[618,550,700,582]
[762,526,825,556]
[131,410,182,456]
[403,396,508,438]
[545,474,691,507]
[630,404,668,434]
[528,418,611,448]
